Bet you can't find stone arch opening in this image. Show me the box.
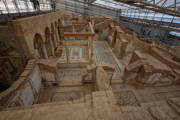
[55,21,59,42]
[55,21,60,44]
[33,33,45,58]
[58,19,61,40]
[45,27,53,57]
[51,23,57,48]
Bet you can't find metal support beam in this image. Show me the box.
[119,16,180,32]
[115,0,180,17]
[88,0,97,3]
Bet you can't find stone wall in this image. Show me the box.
[11,10,63,58]
[0,10,67,91]
[0,59,42,108]
[0,26,15,49]
[38,62,57,86]
[119,20,180,45]
[0,10,70,60]
[94,17,180,87]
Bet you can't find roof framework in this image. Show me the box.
[57,0,180,36]
[114,0,180,16]
[0,0,180,35]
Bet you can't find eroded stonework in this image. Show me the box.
[0,9,180,120]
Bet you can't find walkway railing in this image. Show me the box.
[0,0,53,15]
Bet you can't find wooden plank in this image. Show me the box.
[72,22,89,25]
[64,32,95,37]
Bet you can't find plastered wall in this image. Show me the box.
[0,60,42,107]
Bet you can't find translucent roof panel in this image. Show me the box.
[94,0,137,10]
[94,0,180,11]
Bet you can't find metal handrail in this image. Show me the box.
[0,0,54,15]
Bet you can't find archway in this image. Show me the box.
[58,19,61,40]
[55,21,60,43]
[51,23,57,48]
[45,27,54,56]
[33,33,45,58]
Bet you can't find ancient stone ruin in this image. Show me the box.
[0,7,180,120]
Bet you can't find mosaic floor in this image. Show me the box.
[94,41,121,72]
